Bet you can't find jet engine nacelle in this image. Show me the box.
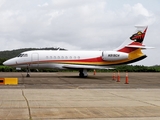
[102,51,128,61]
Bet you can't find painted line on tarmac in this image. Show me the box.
[22,89,32,120]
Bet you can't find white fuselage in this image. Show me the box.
[3,50,129,69]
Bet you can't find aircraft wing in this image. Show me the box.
[63,64,114,70]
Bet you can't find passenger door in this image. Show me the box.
[31,53,39,68]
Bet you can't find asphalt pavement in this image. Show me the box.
[0,72,160,120]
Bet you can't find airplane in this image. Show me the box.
[3,26,152,77]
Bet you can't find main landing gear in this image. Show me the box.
[79,69,88,78]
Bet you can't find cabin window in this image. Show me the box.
[69,56,72,59]
[58,56,60,59]
[65,56,68,59]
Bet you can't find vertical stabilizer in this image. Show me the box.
[115,26,148,53]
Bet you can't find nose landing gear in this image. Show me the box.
[26,67,30,77]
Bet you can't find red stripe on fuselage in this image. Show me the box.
[118,42,142,53]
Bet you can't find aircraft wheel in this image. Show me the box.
[26,73,30,77]
[79,70,84,77]
[79,69,88,78]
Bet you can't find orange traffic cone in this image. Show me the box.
[117,71,120,82]
[93,69,96,75]
[125,71,129,84]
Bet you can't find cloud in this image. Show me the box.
[122,3,155,26]
[130,3,150,17]
[38,2,49,7]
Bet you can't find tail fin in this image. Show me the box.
[116,26,148,53]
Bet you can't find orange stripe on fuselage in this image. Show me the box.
[37,48,144,66]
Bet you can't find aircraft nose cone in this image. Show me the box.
[3,60,9,66]
[3,59,15,66]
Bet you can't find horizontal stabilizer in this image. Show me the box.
[125,45,154,49]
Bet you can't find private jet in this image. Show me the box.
[3,26,151,77]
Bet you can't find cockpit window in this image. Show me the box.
[17,54,21,57]
[23,54,28,57]
[17,54,28,57]
[20,54,24,57]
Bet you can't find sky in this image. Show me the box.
[0,0,160,66]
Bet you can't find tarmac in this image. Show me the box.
[0,72,160,120]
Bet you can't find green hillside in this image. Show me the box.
[0,47,66,59]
